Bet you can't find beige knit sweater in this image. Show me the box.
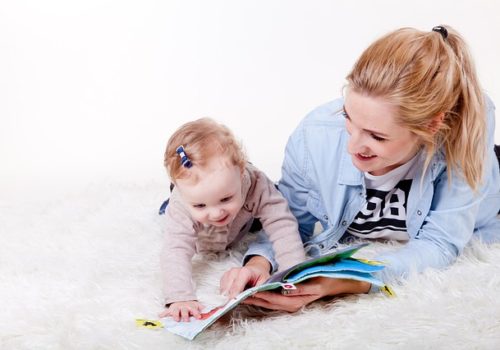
[161,163,306,304]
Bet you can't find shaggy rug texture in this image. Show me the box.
[1,182,500,350]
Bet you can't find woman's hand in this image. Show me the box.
[243,277,371,312]
[158,300,204,322]
[220,256,271,299]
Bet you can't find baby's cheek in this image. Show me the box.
[189,211,205,223]
[234,197,245,213]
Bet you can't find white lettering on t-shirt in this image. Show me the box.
[346,152,421,241]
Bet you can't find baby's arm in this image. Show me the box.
[160,193,199,307]
[253,172,307,270]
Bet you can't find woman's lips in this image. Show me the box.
[355,153,377,161]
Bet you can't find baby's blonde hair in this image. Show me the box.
[346,25,486,190]
[164,118,247,182]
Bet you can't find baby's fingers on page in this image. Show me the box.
[180,307,191,322]
[190,305,202,320]
[171,308,181,322]
[256,274,269,286]
[158,308,170,318]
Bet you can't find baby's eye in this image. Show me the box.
[220,196,233,203]
[193,204,206,209]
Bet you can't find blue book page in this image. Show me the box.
[285,258,384,283]
[285,270,386,287]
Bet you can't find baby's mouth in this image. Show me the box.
[213,214,229,224]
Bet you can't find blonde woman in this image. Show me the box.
[221,25,500,311]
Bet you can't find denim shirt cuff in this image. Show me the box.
[368,283,380,294]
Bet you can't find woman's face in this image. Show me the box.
[343,90,421,176]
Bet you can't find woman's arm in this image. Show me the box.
[243,277,371,312]
[278,123,318,240]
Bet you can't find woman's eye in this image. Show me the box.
[193,204,206,209]
[371,134,386,142]
[220,196,233,203]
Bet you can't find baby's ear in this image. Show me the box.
[429,112,445,135]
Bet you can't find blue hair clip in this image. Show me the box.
[176,145,192,168]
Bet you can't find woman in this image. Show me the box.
[220,25,500,312]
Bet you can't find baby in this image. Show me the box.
[160,118,306,321]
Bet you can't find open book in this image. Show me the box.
[144,243,393,340]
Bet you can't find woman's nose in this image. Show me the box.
[348,130,364,153]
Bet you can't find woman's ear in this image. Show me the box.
[429,112,445,135]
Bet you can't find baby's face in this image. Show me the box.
[175,157,244,227]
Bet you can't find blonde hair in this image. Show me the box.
[346,26,486,190]
[164,118,246,182]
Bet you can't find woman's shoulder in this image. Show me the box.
[485,94,496,112]
[484,94,496,143]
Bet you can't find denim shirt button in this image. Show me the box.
[319,244,324,249]
[323,215,328,221]
[417,210,422,216]
[341,220,347,226]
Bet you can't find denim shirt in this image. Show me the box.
[245,96,500,284]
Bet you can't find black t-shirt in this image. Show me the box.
[347,154,420,241]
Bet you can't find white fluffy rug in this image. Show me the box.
[2,182,500,350]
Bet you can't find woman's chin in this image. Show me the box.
[352,156,377,172]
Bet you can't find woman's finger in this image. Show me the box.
[244,296,279,310]
[244,295,307,312]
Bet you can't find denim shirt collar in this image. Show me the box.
[337,130,364,186]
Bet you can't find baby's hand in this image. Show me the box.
[159,300,204,322]
[220,260,271,299]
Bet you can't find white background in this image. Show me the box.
[1,0,499,201]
